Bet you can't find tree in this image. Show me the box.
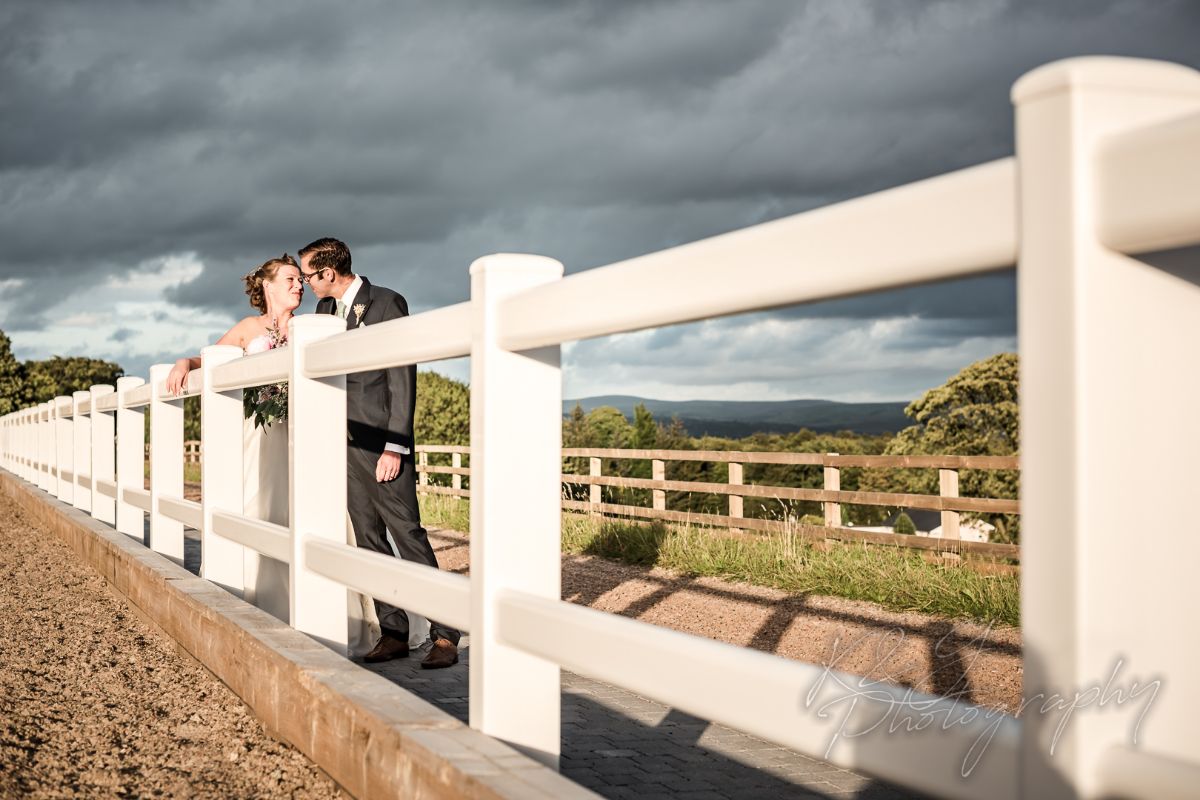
[22,355,124,404]
[893,512,916,535]
[0,331,26,415]
[585,406,633,449]
[860,353,1020,541]
[632,403,657,449]
[563,403,592,449]
[414,370,469,447]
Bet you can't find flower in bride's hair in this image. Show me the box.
[353,304,366,324]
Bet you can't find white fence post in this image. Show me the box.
[90,385,116,525]
[1014,57,1200,797]
[72,391,91,513]
[288,314,349,652]
[38,402,52,492]
[55,396,73,503]
[201,345,245,595]
[29,406,38,485]
[24,408,34,483]
[115,377,145,540]
[149,364,185,564]
[469,253,564,767]
[34,405,41,487]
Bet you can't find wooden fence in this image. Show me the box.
[412,444,1020,560]
[154,440,202,463]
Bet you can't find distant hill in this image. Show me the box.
[563,395,911,437]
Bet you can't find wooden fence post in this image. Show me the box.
[728,461,743,533]
[419,449,429,486]
[452,451,462,492]
[823,452,841,527]
[652,458,665,511]
[938,468,960,540]
[589,456,601,513]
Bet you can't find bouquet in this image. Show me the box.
[244,320,289,429]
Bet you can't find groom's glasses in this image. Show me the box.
[300,267,330,285]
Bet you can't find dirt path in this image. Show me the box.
[428,528,1024,715]
[0,496,343,799]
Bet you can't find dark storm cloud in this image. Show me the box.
[775,271,1016,325]
[1,0,1196,398]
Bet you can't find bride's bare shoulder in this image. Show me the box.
[216,316,264,348]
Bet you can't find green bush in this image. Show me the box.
[893,512,916,535]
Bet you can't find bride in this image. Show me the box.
[164,254,386,655]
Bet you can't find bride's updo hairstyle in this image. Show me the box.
[244,254,299,313]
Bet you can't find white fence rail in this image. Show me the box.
[3,57,1200,799]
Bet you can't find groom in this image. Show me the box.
[298,237,460,668]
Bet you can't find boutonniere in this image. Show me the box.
[353,304,366,324]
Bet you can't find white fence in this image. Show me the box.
[4,57,1200,799]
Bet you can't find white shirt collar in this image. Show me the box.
[339,275,364,309]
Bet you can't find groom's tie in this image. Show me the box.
[335,299,348,320]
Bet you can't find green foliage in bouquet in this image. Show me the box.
[244,382,288,429]
[242,321,288,429]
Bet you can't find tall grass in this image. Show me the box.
[420,496,1020,627]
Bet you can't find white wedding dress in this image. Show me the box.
[240,333,427,655]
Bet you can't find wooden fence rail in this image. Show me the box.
[409,444,1020,560]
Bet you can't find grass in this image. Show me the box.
[419,495,1020,627]
[143,463,202,483]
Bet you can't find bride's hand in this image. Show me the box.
[165,359,190,396]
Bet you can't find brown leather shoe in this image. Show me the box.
[420,638,459,669]
[364,635,409,663]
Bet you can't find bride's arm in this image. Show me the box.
[165,319,252,395]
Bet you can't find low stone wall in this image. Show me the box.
[1,470,594,800]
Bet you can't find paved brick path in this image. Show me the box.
[371,639,914,799]
[177,526,919,799]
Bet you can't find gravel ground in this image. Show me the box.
[0,496,344,799]
[428,528,1023,715]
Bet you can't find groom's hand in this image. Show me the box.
[376,451,402,483]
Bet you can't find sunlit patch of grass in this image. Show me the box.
[419,497,1019,626]
[419,493,471,534]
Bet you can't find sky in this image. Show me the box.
[2,1,1197,403]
